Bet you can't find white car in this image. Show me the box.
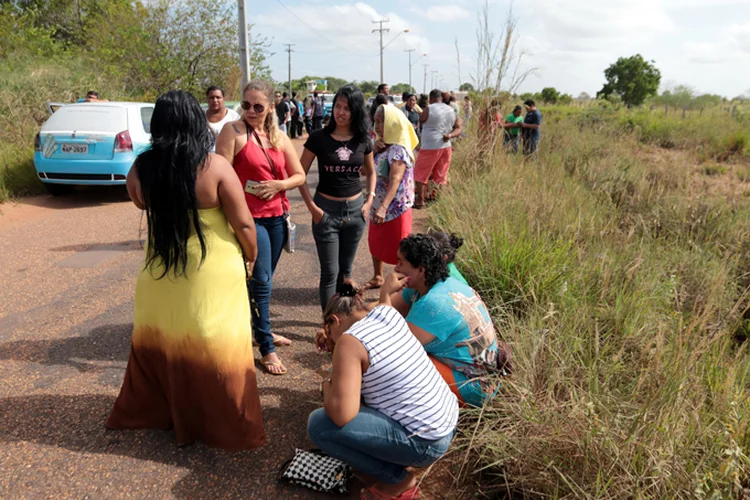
[34,102,154,195]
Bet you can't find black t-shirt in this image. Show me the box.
[276,101,290,124]
[304,129,373,198]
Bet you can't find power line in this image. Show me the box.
[273,0,354,54]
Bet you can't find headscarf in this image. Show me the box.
[381,104,419,162]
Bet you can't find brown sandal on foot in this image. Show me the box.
[260,358,287,375]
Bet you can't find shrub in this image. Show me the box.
[434,112,750,498]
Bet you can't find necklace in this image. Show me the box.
[331,129,352,149]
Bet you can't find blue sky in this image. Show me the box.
[248,0,750,98]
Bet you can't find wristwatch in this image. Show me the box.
[364,191,376,198]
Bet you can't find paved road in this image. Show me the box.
[0,138,432,499]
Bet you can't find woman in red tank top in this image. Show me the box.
[216,80,306,375]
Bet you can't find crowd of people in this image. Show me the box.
[106,80,512,500]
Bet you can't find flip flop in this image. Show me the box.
[365,277,385,289]
[260,358,287,375]
[360,484,421,500]
[252,334,292,348]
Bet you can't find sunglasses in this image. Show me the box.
[240,101,266,113]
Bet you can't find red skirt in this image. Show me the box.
[368,209,413,265]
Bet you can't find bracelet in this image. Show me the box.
[364,191,376,198]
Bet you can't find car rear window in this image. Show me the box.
[140,107,154,134]
[43,106,127,134]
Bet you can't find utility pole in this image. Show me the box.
[405,49,415,93]
[423,64,428,94]
[372,19,390,83]
[430,70,438,90]
[237,0,250,88]
[284,43,295,97]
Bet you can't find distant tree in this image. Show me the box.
[391,83,412,95]
[459,82,475,92]
[519,92,534,102]
[597,54,661,107]
[558,93,573,105]
[85,0,271,97]
[577,92,591,101]
[356,80,380,95]
[540,87,560,104]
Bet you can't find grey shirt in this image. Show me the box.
[420,102,456,150]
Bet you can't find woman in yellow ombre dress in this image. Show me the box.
[107,90,266,451]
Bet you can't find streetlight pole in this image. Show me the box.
[405,49,415,92]
[284,43,295,97]
[406,51,426,94]
[423,64,428,94]
[372,19,390,83]
[237,0,250,88]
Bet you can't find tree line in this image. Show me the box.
[0,0,272,100]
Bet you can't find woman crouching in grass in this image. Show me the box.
[309,282,458,500]
[383,234,509,407]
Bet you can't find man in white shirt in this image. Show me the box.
[205,86,239,152]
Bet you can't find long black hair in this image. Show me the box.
[324,84,369,145]
[399,234,449,288]
[136,90,212,279]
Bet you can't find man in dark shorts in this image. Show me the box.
[520,99,542,155]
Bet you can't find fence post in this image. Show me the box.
[682,107,687,119]
[664,104,668,117]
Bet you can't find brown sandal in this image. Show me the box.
[260,358,287,375]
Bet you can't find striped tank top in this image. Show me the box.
[345,305,458,440]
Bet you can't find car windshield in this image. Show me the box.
[323,95,335,103]
[43,105,127,133]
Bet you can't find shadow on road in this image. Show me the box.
[49,240,144,253]
[0,323,132,371]
[0,386,332,498]
[21,186,131,210]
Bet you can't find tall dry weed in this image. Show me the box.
[432,111,750,498]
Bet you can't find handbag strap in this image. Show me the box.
[243,119,282,180]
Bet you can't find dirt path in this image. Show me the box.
[0,138,441,499]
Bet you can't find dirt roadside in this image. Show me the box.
[0,139,451,499]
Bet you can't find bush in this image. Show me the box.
[434,113,750,498]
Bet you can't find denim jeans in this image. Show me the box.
[248,216,286,357]
[312,192,366,311]
[308,406,454,485]
[278,123,287,135]
[504,132,520,153]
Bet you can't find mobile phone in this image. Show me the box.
[244,179,261,195]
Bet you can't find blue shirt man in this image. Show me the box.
[521,99,542,155]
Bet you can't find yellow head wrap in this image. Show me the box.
[380,104,419,162]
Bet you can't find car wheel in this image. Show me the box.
[44,183,73,196]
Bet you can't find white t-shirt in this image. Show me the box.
[345,305,458,440]
[207,108,240,151]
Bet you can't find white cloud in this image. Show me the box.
[424,5,471,22]
[684,22,750,64]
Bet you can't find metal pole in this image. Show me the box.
[423,64,428,94]
[372,19,390,83]
[237,0,250,88]
[284,44,295,97]
[405,49,415,93]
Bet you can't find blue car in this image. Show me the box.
[34,102,154,195]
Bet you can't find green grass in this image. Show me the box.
[434,114,750,498]
[0,56,140,202]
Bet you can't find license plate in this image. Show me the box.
[61,143,89,154]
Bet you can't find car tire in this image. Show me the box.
[44,183,72,196]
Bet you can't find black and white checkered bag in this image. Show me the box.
[279,448,351,495]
